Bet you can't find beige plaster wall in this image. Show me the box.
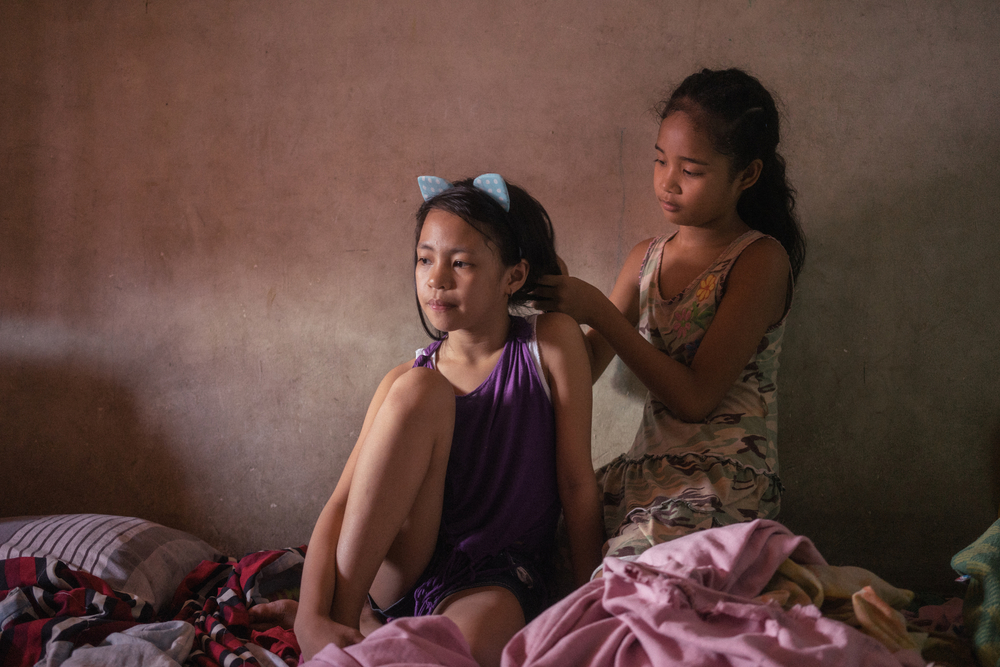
[2,1,997,594]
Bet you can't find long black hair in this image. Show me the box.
[657,68,806,279]
[414,178,561,340]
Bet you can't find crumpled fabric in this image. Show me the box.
[951,518,1000,667]
[302,615,478,667]
[301,521,930,667]
[503,520,927,666]
[53,620,195,667]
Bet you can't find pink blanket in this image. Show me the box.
[304,520,928,667]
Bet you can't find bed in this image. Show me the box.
[0,514,984,666]
[0,514,301,666]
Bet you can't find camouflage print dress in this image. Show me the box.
[596,230,790,558]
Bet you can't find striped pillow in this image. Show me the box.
[0,514,222,611]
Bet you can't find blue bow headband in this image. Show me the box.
[417,173,511,212]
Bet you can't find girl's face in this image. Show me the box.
[415,209,523,335]
[653,111,754,231]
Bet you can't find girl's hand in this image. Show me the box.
[249,598,299,630]
[532,243,647,385]
[295,614,365,661]
[530,275,604,326]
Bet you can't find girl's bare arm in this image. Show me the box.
[539,238,789,422]
[536,312,604,586]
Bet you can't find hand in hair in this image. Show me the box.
[531,258,629,385]
[531,275,603,331]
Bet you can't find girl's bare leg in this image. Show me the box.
[436,586,525,667]
[331,366,456,628]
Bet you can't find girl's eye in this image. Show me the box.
[454,260,469,268]
[417,257,431,265]
[683,170,703,177]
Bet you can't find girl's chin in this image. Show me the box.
[421,312,457,332]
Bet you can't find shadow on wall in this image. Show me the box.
[609,357,647,401]
[776,143,1000,596]
[781,413,1000,599]
[0,358,188,528]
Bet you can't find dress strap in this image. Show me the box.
[713,230,788,311]
[718,230,768,274]
[636,236,669,335]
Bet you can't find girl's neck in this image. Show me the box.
[674,214,750,250]
[439,312,512,364]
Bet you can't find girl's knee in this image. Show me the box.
[384,367,455,415]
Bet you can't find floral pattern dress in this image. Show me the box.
[596,230,790,558]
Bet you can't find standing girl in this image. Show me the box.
[534,68,806,559]
[293,175,602,667]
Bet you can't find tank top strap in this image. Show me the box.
[412,317,539,374]
[709,230,788,308]
[713,229,768,284]
[414,338,444,369]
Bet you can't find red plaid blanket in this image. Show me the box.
[1,548,304,666]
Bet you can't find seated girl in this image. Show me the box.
[263,174,603,667]
[533,69,806,559]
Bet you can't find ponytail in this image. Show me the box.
[658,68,806,279]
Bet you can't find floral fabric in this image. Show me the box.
[597,231,790,558]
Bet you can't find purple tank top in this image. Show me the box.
[410,315,560,613]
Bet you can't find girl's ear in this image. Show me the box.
[504,259,529,296]
[735,158,763,192]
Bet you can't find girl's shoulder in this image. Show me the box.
[534,311,582,346]
[729,234,791,282]
[535,313,590,386]
[622,236,661,286]
[533,312,589,377]
[723,234,794,325]
[535,313,591,408]
[629,236,660,262]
